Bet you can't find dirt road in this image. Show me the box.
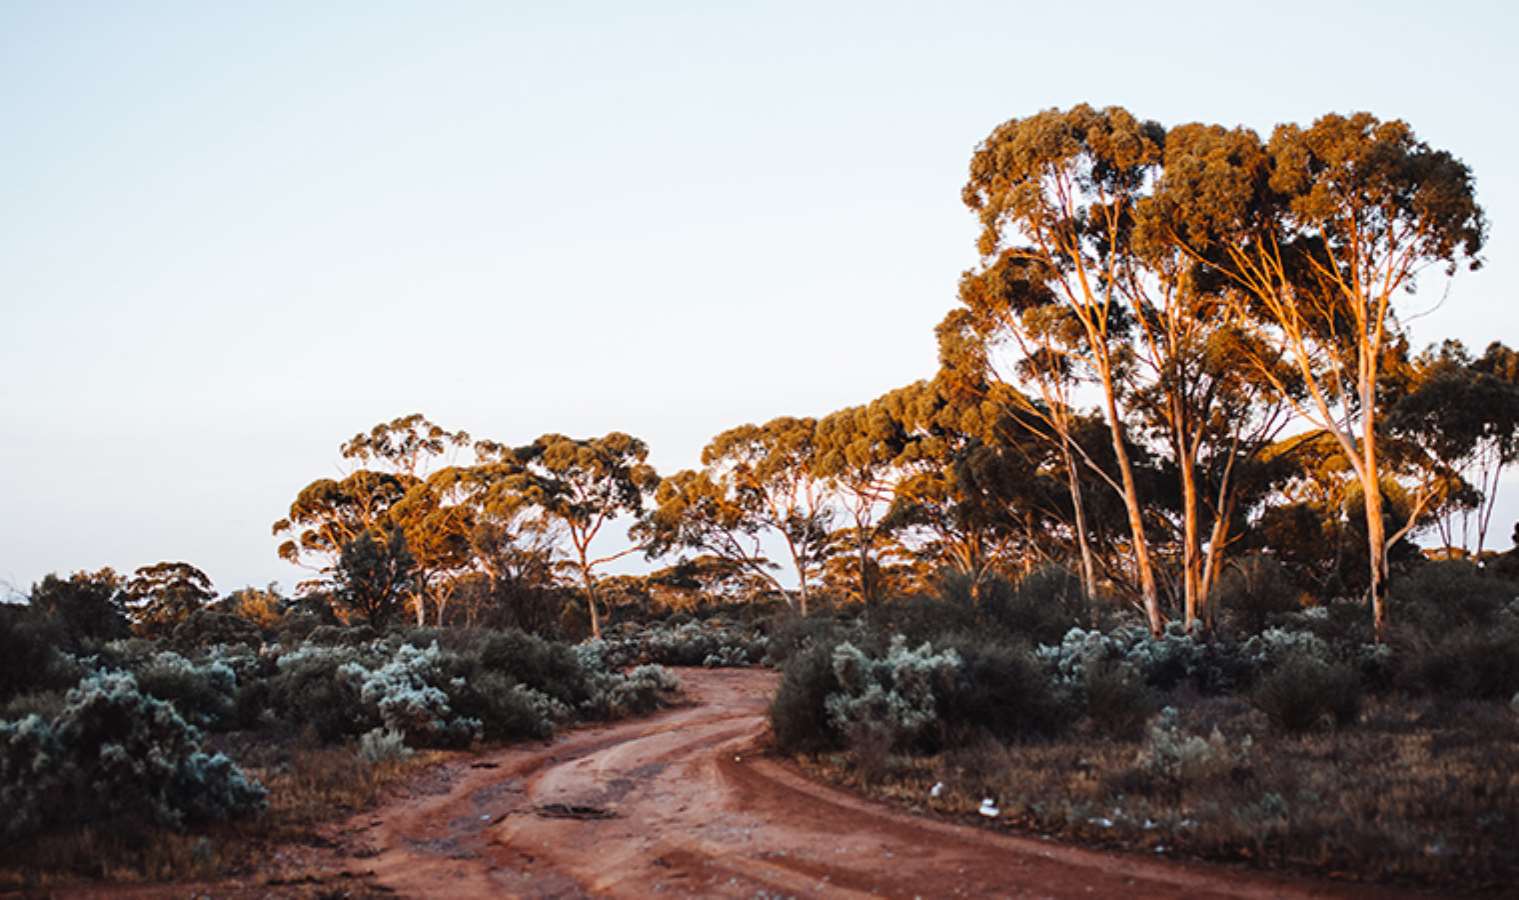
[281,667,1404,899]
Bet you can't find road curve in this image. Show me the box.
[319,667,1406,900]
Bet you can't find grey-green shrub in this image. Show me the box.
[358,727,413,764]
[1,671,265,842]
[825,638,960,753]
[132,651,238,731]
[1134,706,1252,783]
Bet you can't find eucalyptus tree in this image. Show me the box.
[872,378,1065,597]
[126,561,216,637]
[1388,340,1519,556]
[943,258,1103,601]
[962,105,1173,632]
[814,399,909,603]
[641,418,831,614]
[276,414,474,624]
[482,432,659,639]
[1155,113,1486,639]
[636,468,792,604]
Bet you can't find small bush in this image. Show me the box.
[1,671,266,843]
[825,638,960,754]
[1251,652,1362,733]
[936,635,1064,745]
[337,643,481,748]
[266,644,375,741]
[770,641,844,754]
[1083,661,1156,741]
[1401,624,1519,700]
[358,727,413,765]
[1134,706,1252,784]
[132,651,238,731]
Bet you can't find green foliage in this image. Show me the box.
[935,634,1064,744]
[1212,555,1305,635]
[825,638,961,754]
[1133,706,1252,785]
[1392,561,1518,631]
[1251,653,1362,733]
[27,568,131,646]
[333,527,418,628]
[169,609,264,651]
[131,651,239,731]
[358,727,413,765]
[1082,661,1156,742]
[1400,624,1519,700]
[0,605,73,704]
[589,618,767,668]
[1,671,265,843]
[769,641,845,754]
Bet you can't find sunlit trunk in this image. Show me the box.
[1099,373,1164,635]
[1179,451,1202,630]
[1061,440,1099,602]
[1363,477,1390,644]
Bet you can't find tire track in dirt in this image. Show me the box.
[320,667,1411,899]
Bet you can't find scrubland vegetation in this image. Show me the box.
[5,104,1519,891]
[768,562,1519,888]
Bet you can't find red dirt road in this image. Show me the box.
[283,667,1405,899]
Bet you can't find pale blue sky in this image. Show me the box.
[3,1,1516,595]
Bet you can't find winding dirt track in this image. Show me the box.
[292,668,1407,899]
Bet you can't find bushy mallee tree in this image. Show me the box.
[125,562,216,638]
[275,414,481,626]
[27,568,131,645]
[483,432,660,639]
[333,526,418,629]
[639,417,831,615]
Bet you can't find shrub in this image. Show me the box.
[824,638,960,754]
[1082,660,1156,741]
[1,671,265,843]
[0,607,69,704]
[358,727,413,765]
[993,566,1094,644]
[1393,561,1519,631]
[935,635,1064,745]
[132,651,238,731]
[765,612,856,666]
[169,610,263,651]
[1038,623,1243,695]
[479,629,594,708]
[1251,652,1362,733]
[1401,624,1519,700]
[1134,706,1252,784]
[770,641,845,754]
[267,644,376,741]
[337,643,481,748]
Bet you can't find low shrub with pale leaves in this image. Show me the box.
[0,671,265,842]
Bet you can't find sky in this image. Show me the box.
[2,0,1517,596]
